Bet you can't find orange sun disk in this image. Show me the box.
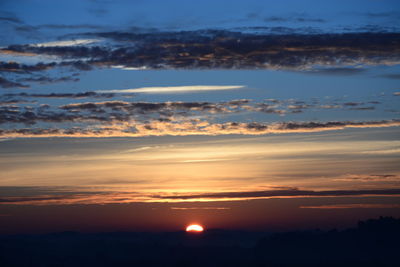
[186,224,204,232]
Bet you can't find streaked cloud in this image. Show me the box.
[301,67,366,76]
[300,204,400,209]
[0,77,28,88]
[3,91,115,99]
[334,174,399,182]
[170,207,230,210]
[1,187,400,205]
[29,39,101,47]
[98,85,245,94]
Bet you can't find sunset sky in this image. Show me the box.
[0,0,399,234]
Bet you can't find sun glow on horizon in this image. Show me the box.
[186,224,204,232]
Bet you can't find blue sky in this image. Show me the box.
[2,0,399,28]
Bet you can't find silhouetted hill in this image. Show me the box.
[0,217,399,267]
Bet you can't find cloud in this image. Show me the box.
[38,24,104,30]
[348,107,375,111]
[0,107,87,125]
[365,12,400,19]
[0,60,92,74]
[97,85,245,94]
[151,188,400,201]
[302,68,366,76]
[0,88,390,130]
[0,61,56,73]
[0,99,31,105]
[0,11,22,24]
[0,119,399,138]
[0,77,29,88]
[379,74,400,79]
[300,204,400,209]
[3,91,115,99]
[170,207,230,210]
[334,174,399,182]
[263,15,325,23]
[3,31,400,71]
[0,15,22,24]
[59,100,236,115]
[29,39,101,47]
[1,187,400,205]
[17,75,79,84]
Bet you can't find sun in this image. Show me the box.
[186,224,204,232]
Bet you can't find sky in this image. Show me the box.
[0,0,399,234]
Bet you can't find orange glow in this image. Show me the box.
[186,224,204,232]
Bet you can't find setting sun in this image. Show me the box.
[186,224,204,232]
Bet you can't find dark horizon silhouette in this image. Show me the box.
[1,216,399,267]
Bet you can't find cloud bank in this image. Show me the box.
[0,119,399,138]
[1,187,400,205]
[2,31,400,74]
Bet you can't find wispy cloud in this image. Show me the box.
[170,207,230,210]
[0,77,28,88]
[3,91,114,99]
[302,67,366,76]
[300,204,400,209]
[29,39,101,47]
[334,174,399,182]
[379,74,400,79]
[98,85,245,94]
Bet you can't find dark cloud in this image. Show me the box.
[3,31,400,70]
[0,91,392,132]
[2,91,115,99]
[0,61,57,73]
[365,12,400,19]
[348,107,375,111]
[0,99,31,105]
[1,100,239,125]
[13,23,98,36]
[14,25,39,33]
[249,103,286,115]
[263,16,289,22]
[60,101,235,115]
[0,107,83,125]
[302,67,366,76]
[295,17,325,23]
[0,60,92,76]
[18,75,79,84]
[264,16,325,23]
[0,77,29,88]
[39,24,104,30]
[343,102,361,106]
[1,186,400,205]
[379,74,400,79]
[0,15,22,24]
[0,118,399,137]
[154,188,400,200]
